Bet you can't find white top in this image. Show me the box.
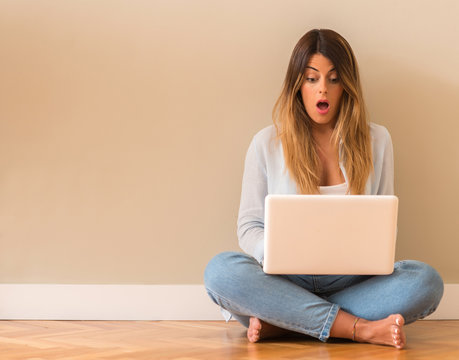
[319,182,348,195]
[237,123,395,264]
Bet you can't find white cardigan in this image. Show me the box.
[237,123,395,264]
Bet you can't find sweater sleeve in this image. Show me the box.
[377,127,395,195]
[237,135,267,264]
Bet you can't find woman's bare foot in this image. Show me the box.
[248,313,406,348]
[354,314,406,349]
[247,317,291,343]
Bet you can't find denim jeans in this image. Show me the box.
[204,251,444,342]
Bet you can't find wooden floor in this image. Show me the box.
[0,320,458,359]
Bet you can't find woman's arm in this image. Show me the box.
[237,135,268,264]
[376,126,395,195]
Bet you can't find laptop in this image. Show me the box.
[263,195,398,275]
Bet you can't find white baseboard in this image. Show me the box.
[424,283,459,320]
[0,284,457,320]
[0,284,221,320]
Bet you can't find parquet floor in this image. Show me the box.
[0,320,458,359]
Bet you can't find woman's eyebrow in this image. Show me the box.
[306,66,336,73]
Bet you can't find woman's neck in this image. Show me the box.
[311,120,343,186]
[311,122,335,144]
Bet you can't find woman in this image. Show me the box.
[204,29,443,349]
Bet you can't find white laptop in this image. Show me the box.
[263,195,398,275]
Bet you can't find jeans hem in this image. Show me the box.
[207,287,335,340]
[318,303,340,342]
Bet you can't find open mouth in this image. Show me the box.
[316,100,330,114]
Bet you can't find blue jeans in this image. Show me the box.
[204,252,444,342]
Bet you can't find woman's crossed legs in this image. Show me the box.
[204,252,443,349]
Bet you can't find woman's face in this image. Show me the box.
[300,53,344,127]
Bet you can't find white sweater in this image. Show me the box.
[237,123,395,264]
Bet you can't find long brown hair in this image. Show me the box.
[273,29,372,194]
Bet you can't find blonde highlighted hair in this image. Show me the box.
[273,29,372,194]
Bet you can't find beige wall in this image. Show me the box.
[0,0,458,284]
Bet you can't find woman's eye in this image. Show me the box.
[306,77,317,83]
[329,77,339,84]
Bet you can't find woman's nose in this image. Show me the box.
[318,79,328,94]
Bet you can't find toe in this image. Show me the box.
[247,330,258,343]
[395,315,405,326]
[250,317,262,331]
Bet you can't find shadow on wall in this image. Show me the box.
[363,55,459,280]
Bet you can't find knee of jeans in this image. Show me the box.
[204,251,251,295]
[400,260,444,308]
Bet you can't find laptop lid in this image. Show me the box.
[263,195,398,275]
